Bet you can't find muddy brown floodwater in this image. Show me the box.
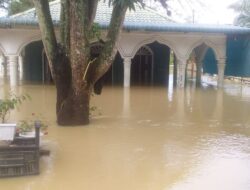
[1,83,250,190]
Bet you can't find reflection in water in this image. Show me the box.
[1,83,250,190]
[123,88,130,118]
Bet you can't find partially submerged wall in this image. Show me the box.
[226,35,250,77]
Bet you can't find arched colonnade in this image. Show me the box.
[0,29,227,88]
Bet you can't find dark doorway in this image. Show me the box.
[131,46,153,85]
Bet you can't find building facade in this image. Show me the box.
[0,0,250,88]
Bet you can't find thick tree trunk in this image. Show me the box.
[56,85,90,126]
[53,50,91,126]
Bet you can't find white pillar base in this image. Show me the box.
[123,57,132,88]
[177,59,187,88]
[18,56,24,81]
[217,58,226,88]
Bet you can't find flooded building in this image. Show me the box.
[1,2,250,189]
[0,0,250,88]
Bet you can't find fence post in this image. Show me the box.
[34,121,40,174]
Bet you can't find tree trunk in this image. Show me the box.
[52,49,91,126]
[33,0,128,126]
[56,85,91,126]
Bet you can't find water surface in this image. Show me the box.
[1,83,250,190]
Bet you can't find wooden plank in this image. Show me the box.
[0,164,24,168]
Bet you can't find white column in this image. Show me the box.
[196,62,202,87]
[176,58,187,88]
[7,55,19,86]
[173,57,177,87]
[3,58,7,81]
[18,56,24,81]
[123,57,132,88]
[217,58,226,88]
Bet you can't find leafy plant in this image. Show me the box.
[17,120,33,133]
[17,120,48,134]
[17,113,48,134]
[89,106,102,117]
[0,94,30,123]
[89,93,102,117]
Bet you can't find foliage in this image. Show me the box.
[106,0,145,10]
[87,23,101,41]
[0,0,8,9]
[17,120,48,133]
[2,0,170,15]
[17,113,48,134]
[0,93,30,123]
[230,0,250,27]
[9,0,34,15]
[0,0,53,15]
[89,106,102,117]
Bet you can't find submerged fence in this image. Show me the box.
[225,76,250,85]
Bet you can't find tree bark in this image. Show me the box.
[60,0,70,53]
[33,0,57,78]
[56,1,91,125]
[56,85,91,126]
[50,47,91,126]
[33,0,129,126]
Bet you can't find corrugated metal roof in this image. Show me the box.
[1,0,250,35]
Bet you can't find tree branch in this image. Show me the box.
[93,3,128,83]
[69,0,89,51]
[86,0,98,30]
[156,0,168,9]
[33,0,57,77]
[60,0,70,54]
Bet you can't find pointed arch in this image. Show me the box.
[131,45,155,85]
[17,35,42,56]
[135,45,154,56]
[130,36,181,59]
[186,39,221,61]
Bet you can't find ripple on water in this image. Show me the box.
[1,83,250,190]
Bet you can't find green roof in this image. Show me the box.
[0,0,250,35]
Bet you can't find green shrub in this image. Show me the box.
[0,94,30,123]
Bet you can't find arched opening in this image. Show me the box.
[131,46,153,85]
[131,41,177,87]
[186,43,218,87]
[19,40,51,83]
